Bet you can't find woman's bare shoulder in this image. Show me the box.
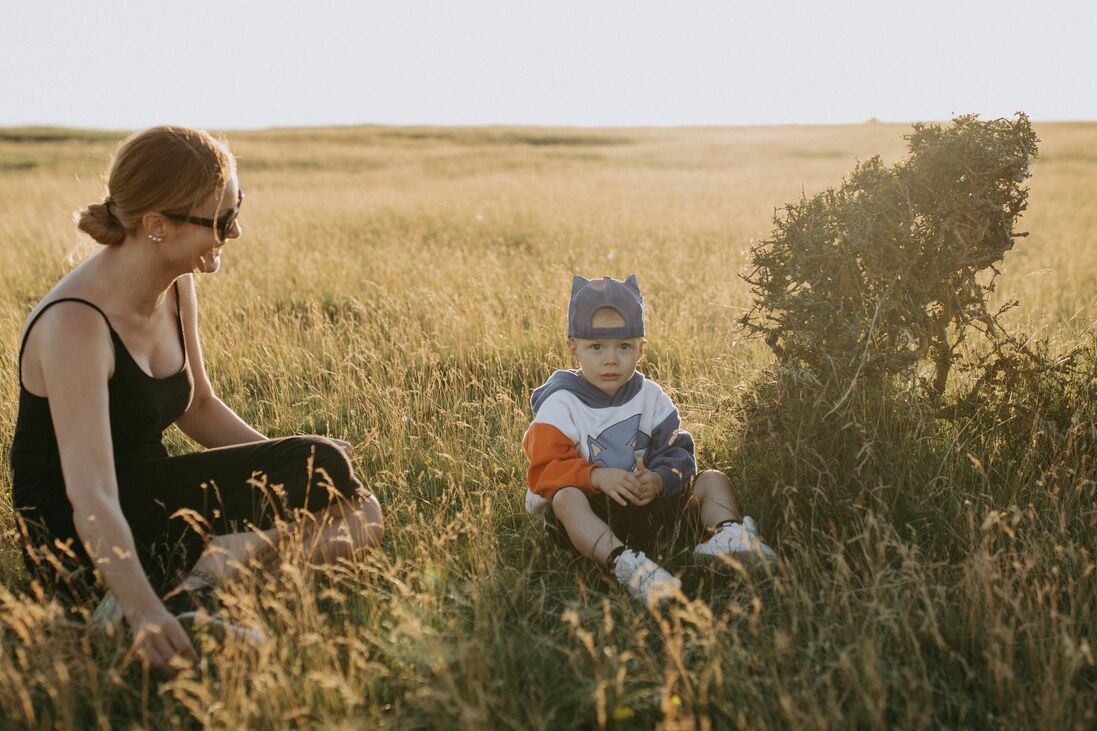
[24,300,112,360]
[22,260,103,325]
[19,259,114,389]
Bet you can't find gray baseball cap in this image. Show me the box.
[567,274,645,339]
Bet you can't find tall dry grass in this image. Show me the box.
[0,123,1094,728]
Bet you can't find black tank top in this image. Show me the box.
[9,284,194,506]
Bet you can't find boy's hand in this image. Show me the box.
[591,467,642,506]
[633,458,663,506]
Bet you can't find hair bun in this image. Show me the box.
[76,200,127,246]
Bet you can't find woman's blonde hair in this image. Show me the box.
[77,125,235,246]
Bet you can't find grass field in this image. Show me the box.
[0,121,1095,729]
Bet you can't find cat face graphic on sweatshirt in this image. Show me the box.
[586,414,651,470]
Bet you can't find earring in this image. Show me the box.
[148,233,164,242]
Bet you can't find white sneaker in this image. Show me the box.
[612,549,682,608]
[693,516,776,567]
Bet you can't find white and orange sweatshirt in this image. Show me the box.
[523,369,696,515]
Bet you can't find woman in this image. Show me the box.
[10,126,383,669]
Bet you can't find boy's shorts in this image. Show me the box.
[544,489,699,556]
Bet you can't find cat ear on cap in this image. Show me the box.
[624,274,640,293]
[571,275,590,297]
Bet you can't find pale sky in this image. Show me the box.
[4,0,1094,130]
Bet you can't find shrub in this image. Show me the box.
[740,114,1038,405]
[730,115,1084,543]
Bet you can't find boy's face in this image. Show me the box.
[568,307,646,397]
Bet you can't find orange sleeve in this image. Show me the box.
[523,422,599,501]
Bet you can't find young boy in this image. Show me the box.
[523,274,775,608]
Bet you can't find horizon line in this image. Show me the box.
[3,115,1095,135]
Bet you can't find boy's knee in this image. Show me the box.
[551,486,589,516]
[694,469,731,493]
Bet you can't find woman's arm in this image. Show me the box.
[31,304,195,668]
[173,275,267,447]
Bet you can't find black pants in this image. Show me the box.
[544,489,698,557]
[16,436,365,602]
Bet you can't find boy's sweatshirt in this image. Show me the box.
[523,369,696,514]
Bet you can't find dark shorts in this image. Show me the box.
[15,436,366,603]
[544,488,699,557]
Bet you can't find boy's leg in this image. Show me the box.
[551,487,683,608]
[692,469,744,530]
[691,470,776,564]
[550,487,624,564]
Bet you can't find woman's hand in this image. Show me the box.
[125,603,197,672]
[591,467,642,506]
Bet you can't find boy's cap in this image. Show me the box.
[568,274,645,339]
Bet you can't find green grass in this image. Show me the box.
[0,123,1095,729]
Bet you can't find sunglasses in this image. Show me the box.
[164,188,244,241]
